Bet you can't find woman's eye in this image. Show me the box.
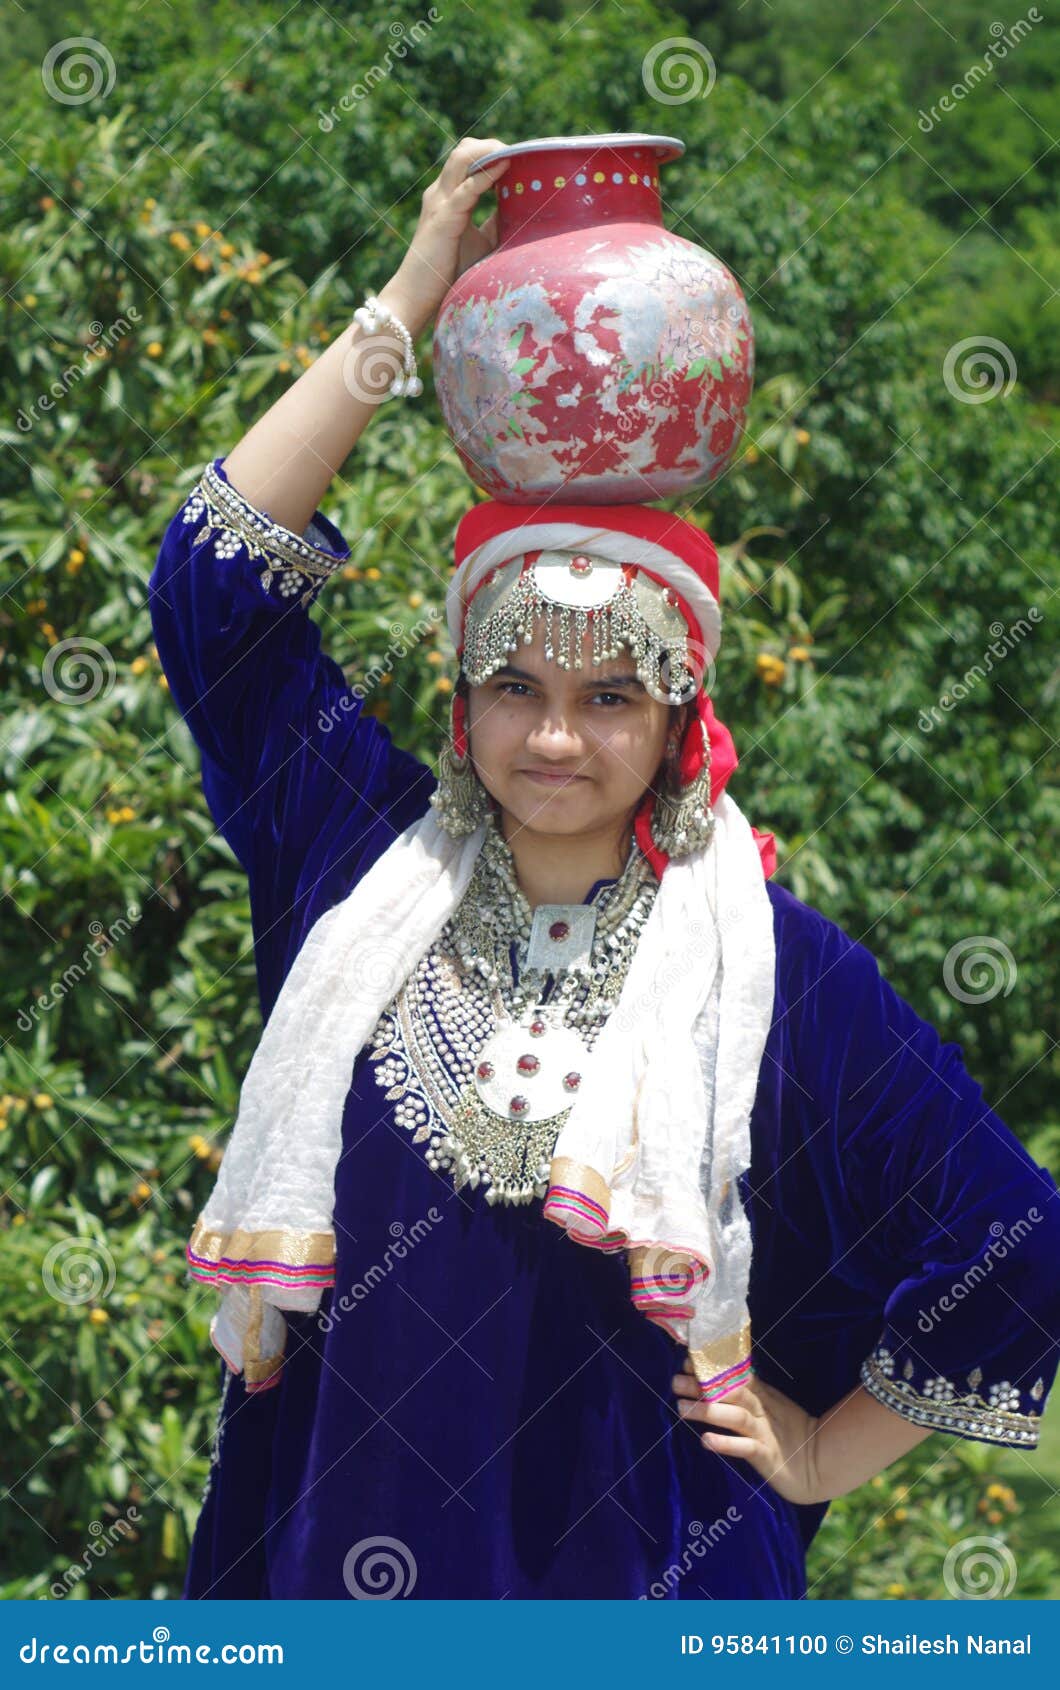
[496,681,627,707]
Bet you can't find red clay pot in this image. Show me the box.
[433,133,754,505]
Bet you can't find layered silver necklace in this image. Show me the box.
[367,818,659,1205]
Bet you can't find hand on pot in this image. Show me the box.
[383,136,510,335]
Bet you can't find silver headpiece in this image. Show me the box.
[462,549,701,705]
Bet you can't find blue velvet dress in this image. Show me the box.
[149,458,1060,1601]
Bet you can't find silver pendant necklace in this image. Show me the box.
[367,819,658,1205]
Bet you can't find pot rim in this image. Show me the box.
[468,132,685,174]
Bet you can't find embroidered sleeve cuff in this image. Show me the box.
[180,457,351,609]
[859,1335,1046,1448]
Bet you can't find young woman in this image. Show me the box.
[149,137,1059,1600]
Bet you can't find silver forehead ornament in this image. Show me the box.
[461,549,699,705]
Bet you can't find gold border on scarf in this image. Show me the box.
[627,1242,706,1283]
[243,1286,286,1387]
[188,1216,335,1270]
[547,1156,612,1220]
[688,1319,753,1384]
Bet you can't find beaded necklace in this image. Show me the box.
[367,817,659,1205]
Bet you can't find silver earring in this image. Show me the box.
[428,694,495,837]
[650,717,715,858]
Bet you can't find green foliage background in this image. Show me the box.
[1,0,1056,1599]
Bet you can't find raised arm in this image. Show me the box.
[147,139,512,994]
[220,136,511,532]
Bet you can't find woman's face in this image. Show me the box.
[463,615,678,845]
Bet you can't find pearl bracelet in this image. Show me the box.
[351,294,423,398]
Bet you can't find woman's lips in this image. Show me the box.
[519,770,587,787]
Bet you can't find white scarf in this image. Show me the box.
[189,789,775,1399]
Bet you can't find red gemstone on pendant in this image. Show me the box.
[529,1018,546,1037]
[516,1053,540,1076]
[662,586,678,607]
[509,1095,529,1116]
[476,1060,495,1081]
[563,1071,582,1091]
[569,554,593,575]
[548,920,570,941]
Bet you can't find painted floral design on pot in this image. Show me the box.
[433,133,754,505]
